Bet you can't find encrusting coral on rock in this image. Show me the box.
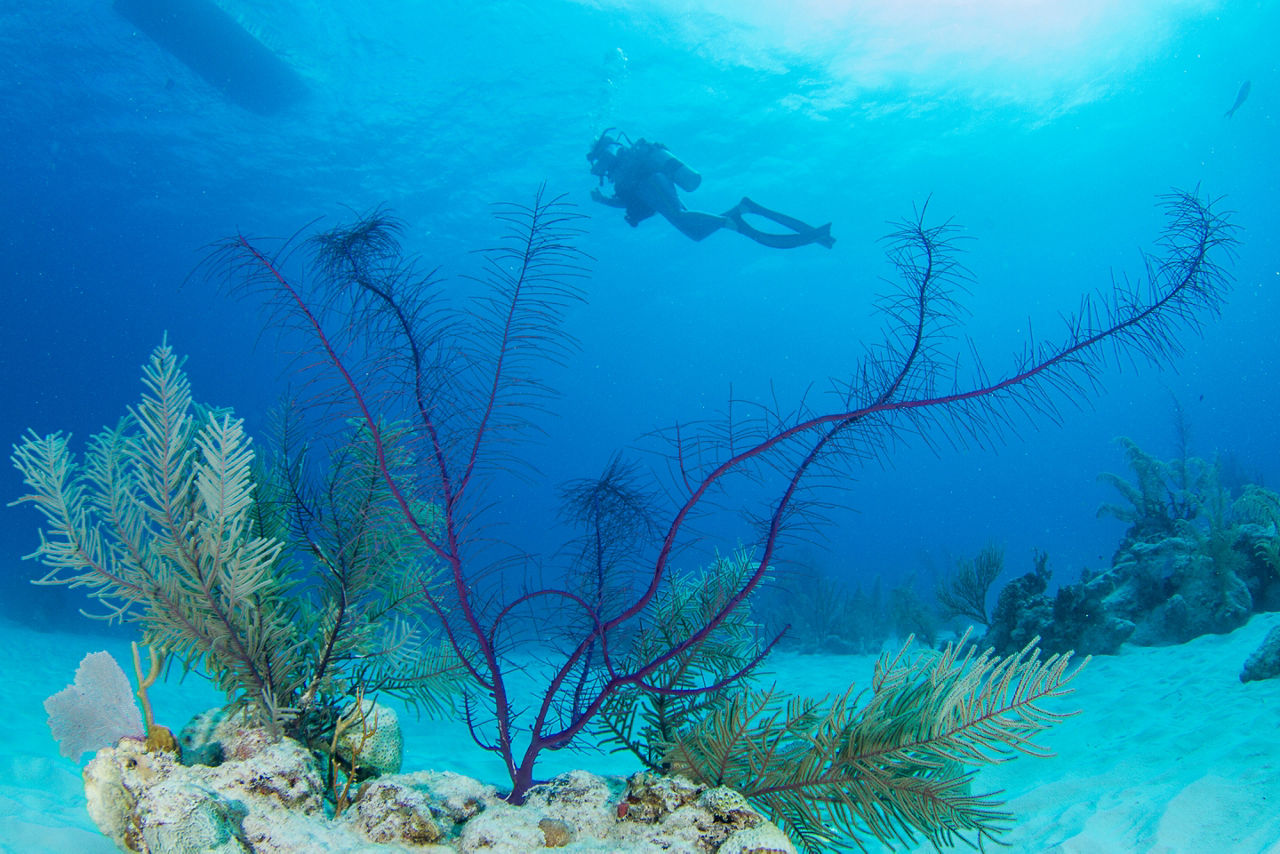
[83,708,797,853]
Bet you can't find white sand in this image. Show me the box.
[3,613,1278,853]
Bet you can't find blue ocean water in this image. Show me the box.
[3,1,1273,615]
[0,1,1277,851]
[0,0,1275,770]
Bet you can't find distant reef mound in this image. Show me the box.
[983,438,1280,670]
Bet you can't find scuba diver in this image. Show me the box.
[587,129,835,249]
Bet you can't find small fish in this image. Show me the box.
[1224,80,1251,119]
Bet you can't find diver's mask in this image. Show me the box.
[587,128,625,180]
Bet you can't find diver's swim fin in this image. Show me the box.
[729,197,813,234]
[724,197,835,249]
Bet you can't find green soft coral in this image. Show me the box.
[12,339,464,738]
[12,339,301,728]
[665,634,1087,853]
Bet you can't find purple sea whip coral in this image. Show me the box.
[216,187,1235,803]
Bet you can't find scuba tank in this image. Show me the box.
[637,139,702,192]
[587,129,702,193]
[667,155,702,193]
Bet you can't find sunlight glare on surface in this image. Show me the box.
[586,0,1223,113]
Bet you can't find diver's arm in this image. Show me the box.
[591,188,628,208]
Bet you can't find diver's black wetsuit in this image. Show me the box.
[588,132,834,249]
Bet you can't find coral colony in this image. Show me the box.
[15,189,1237,851]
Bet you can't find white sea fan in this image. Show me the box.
[45,651,143,761]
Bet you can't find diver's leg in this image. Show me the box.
[638,174,727,242]
[665,210,731,242]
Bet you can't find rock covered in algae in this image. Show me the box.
[1242,624,1280,683]
[177,708,278,768]
[180,700,404,778]
[340,770,493,846]
[82,713,796,853]
[85,726,339,852]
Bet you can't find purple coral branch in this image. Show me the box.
[228,189,1234,803]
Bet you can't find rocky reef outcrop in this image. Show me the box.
[83,707,796,853]
[1241,624,1280,683]
[985,524,1277,657]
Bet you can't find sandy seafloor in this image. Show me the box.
[4,611,1280,854]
